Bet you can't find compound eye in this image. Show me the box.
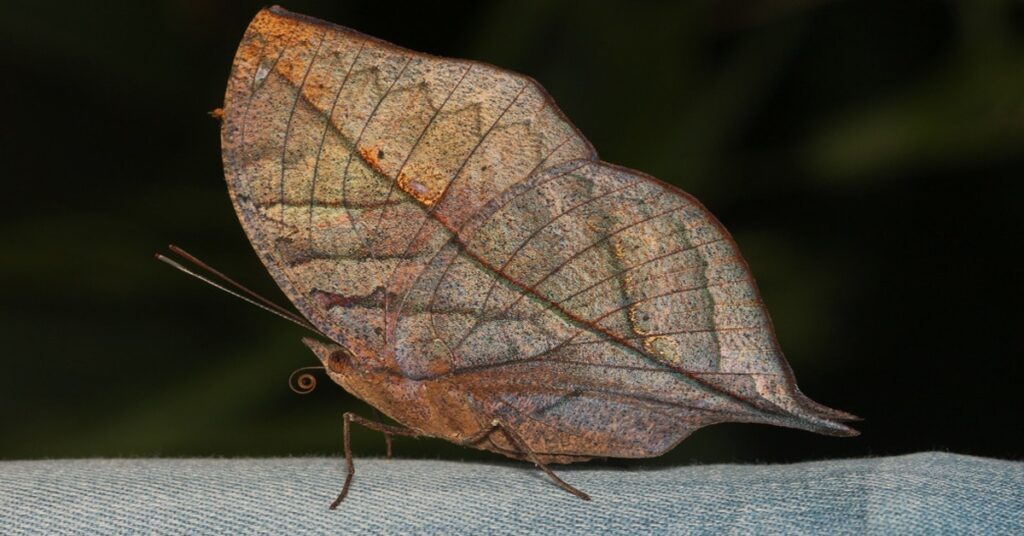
[327,348,351,373]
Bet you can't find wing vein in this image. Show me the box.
[337,56,413,287]
[380,81,530,340]
[369,64,474,246]
[306,42,366,239]
[556,237,729,306]
[279,32,327,225]
[450,179,649,353]
[494,192,686,321]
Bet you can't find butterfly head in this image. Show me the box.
[302,337,355,375]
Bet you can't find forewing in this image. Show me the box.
[221,8,594,357]
[222,8,855,456]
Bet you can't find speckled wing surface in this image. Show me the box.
[222,7,856,459]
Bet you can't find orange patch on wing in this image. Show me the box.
[397,165,447,207]
[359,145,447,207]
[359,145,385,174]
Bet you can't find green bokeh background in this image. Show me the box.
[2,0,1021,464]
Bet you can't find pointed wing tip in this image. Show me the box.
[778,394,861,437]
[793,396,861,436]
[794,414,860,438]
[824,422,860,438]
[811,404,861,422]
[812,408,862,424]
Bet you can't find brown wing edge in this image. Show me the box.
[219,9,350,353]
[225,7,859,440]
[264,5,599,162]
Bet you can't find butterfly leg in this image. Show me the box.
[330,412,420,509]
[370,408,394,459]
[460,419,591,501]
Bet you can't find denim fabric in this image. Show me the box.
[1,452,1020,535]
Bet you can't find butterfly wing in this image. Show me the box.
[222,7,855,458]
[222,7,594,357]
[409,160,858,457]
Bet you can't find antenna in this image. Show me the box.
[156,245,324,336]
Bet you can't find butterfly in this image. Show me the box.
[163,6,857,508]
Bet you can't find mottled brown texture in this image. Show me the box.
[222,7,857,466]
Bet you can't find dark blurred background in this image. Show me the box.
[2,0,1021,464]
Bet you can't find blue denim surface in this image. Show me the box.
[1,452,1020,534]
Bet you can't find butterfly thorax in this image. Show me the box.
[303,337,486,443]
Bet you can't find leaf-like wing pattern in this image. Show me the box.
[222,7,855,459]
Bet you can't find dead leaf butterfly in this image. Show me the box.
[161,6,857,508]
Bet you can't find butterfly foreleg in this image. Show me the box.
[330,412,420,509]
[460,418,591,501]
[369,407,394,458]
